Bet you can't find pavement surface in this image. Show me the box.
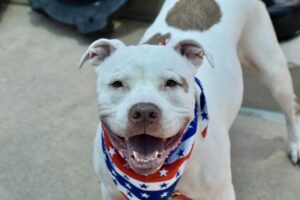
[1,4,300,200]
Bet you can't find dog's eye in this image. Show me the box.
[165,79,179,88]
[111,81,124,88]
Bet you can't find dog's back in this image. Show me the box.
[141,0,261,47]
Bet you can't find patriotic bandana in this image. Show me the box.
[101,78,208,200]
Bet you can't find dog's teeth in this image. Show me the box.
[133,151,138,160]
[133,151,159,163]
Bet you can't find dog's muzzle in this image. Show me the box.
[102,102,188,175]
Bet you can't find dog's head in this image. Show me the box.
[79,38,209,175]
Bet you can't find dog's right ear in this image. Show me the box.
[79,39,125,69]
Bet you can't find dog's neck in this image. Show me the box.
[100,78,209,200]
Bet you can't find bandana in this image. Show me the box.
[101,78,208,200]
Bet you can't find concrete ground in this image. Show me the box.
[1,3,300,200]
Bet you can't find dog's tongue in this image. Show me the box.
[127,134,164,155]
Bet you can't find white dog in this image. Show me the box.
[79,0,300,199]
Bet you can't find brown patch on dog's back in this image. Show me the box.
[144,33,171,45]
[166,0,222,31]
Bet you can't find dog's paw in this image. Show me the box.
[289,141,300,164]
[288,116,300,165]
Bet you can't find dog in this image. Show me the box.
[79,0,300,199]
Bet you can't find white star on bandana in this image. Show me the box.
[159,168,168,177]
[108,147,116,157]
[160,192,168,198]
[141,193,150,199]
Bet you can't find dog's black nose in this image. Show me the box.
[129,103,161,123]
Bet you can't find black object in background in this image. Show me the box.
[263,0,300,40]
[29,0,131,35]
[29,0,300,40]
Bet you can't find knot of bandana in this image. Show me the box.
[101,78,208,200]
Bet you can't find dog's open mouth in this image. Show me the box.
[103,123,186,175]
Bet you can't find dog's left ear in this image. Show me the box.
[78,39,125,69]
[174,40,214,71]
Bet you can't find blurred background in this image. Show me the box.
[0,0,300,200]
